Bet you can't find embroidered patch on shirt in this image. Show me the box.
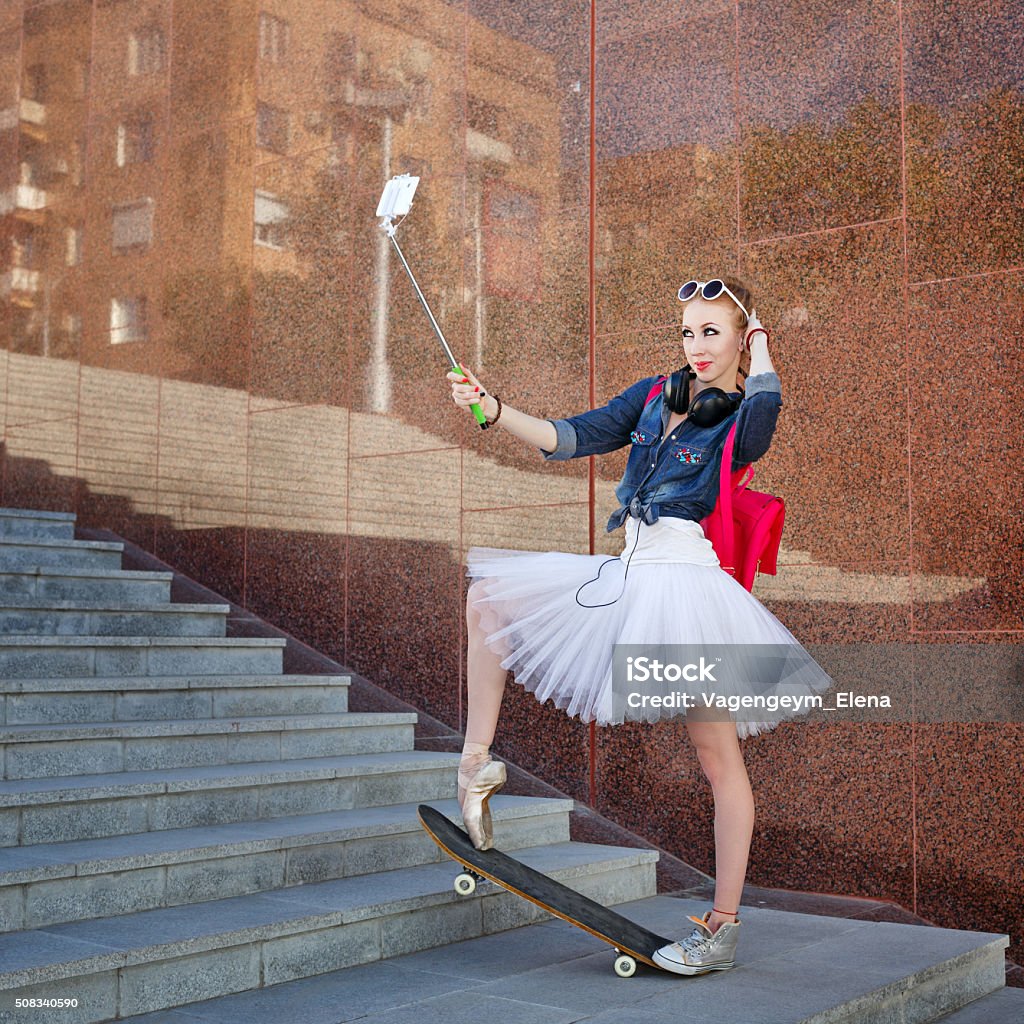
[630,430,650,444]
[673,446,704,464]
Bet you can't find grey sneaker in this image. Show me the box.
[653,910,740,975]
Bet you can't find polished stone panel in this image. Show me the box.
[75,357,161,549]
[345,5,468,207]
[903,1,1024,282]
[907,275,1024,631]
[738,0,903,242]
[156,118,257,390]
[168,0,257,135]
[595,10,737,337]
[154,376,249,605]
[1,408,80,514]
[741,221,910,567]
[348,448,461,727]
[244,397,348,655]
[597,1,733,44]
[75,107,171,376]
[469,0,590,208]
[89,0,171,125]
[914,723,1024,936]
[597,720,916,908]
[0,3,23,36]
[251,146,352,409]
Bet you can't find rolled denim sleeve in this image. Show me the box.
[731,371,783,470]
[538,376,659,461]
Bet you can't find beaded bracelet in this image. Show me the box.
[483,394,502,429]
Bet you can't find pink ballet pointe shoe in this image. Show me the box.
[457,748,506,851]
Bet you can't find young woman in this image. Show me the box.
[446,275,834,975]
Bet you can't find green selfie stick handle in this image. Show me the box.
[454,364,488,426]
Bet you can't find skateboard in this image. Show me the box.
[417,803,676,977]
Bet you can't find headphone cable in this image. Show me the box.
[575,518,643,609]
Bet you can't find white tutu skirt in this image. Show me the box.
[466,516,835,740]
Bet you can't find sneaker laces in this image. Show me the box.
[680,928,713,956]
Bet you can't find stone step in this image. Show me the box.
[1,674,351,725]
[931,985,1024,1021]
[0,635,286,678]
[0,507,76,543]
[98,896,1012,1024]
[0,568,173,607]
[0,750,462,846]
[0,712,418,780]
[0,537,125,572]
[0,603,230,638]
[0,836,658,1022]
[0,795,574,931]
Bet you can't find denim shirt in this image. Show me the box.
[539,372,783,532]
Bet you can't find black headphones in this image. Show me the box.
[662,364,745,427]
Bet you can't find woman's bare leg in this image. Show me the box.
[457,582,511,847]
[464,581,509,747]
[685,711,754,935]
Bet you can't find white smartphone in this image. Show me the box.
[375,174,420,218]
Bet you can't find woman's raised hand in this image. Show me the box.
[743,308,768,351]
[447,365,496,420]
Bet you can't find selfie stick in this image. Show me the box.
[375,174,487,428]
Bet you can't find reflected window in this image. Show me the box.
[254,189,289,249]
[112,198,154,252]
[512,122,539,165]
[65,225,83,266]
[259,12,291,62]
[74,59,90,99]
[12,233,35,268]
[110,296,148,344]
[24,64,47,103]
[324,31,356,101]
[19,160,37,187]
[256,102,290,153]
[396,155,430,179]
[484,180,541,302]
[71,139,85,187]
[467,95,501,137]
[62,312,82,350]
[116,115,155,167]
[128,26,167,76]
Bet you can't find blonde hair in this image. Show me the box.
[703,274,756,381]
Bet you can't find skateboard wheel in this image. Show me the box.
[454,872,477,895]
[613,955,637,978]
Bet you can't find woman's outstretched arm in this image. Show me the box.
[448,366,557,451]
[449,366,660,460]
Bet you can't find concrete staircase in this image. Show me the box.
[0,506,658,1022]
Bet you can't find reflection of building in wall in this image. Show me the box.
[3,0,560,401]
[1,3,90,361]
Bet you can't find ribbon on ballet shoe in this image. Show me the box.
[460,758,506,850]
[458,742,492,812]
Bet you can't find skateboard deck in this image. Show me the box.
[417,803,676,976]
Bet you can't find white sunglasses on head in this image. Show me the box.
[677,279,750,321]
